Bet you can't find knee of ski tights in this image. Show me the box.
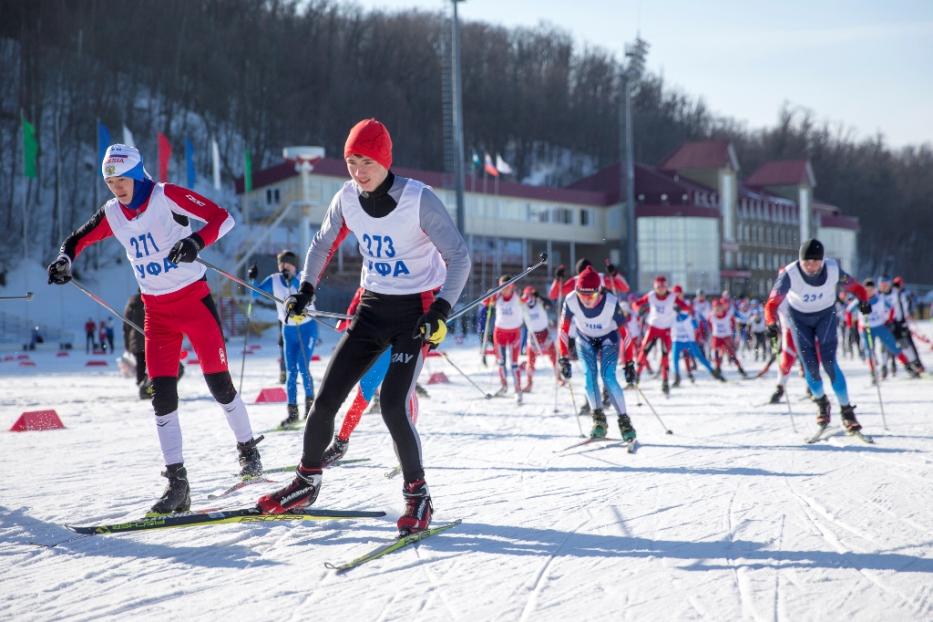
[151,377,179,416]
[204,371,237,405]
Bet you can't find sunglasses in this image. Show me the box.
[577,290,600,301]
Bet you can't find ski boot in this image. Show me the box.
[881,365,888,380]
[278,369,286,384]
[494,383,508,397]
[398,479,433,536]
[661,378,670,397]
[237,435,264,479]
[415,383,430,398]
[815,394,831,426]
[687,371,696,384]
[257,465,322,514]
[769,384,784,404]
[712,368,726,382]
[590,409,608,439]
[738,366,748,379]
[149,464,190,515]
[280,404,300,429]
[840,404,862,433]
[522,378,534,393]
[617,414,637,443]
[578,401,591,416]
[672,374,681,388]
[321,435,349,467]
[304,395,314,419]
[367,393,381,414]
[906,362,921,379]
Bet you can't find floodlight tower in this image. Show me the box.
[620,36,649,289]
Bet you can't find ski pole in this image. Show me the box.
[71,278,144,335]
[864,325,889,430]
[0,292,33,301]
[632,383,674,435]
[238,298,253,394]
[448,253,548,322]
[565,378,586,437]
[439,352,493,399]
[197,258,352,321]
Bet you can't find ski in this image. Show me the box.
[67,507,386,535]
[324,519,462,573]
[804,424,834,444]
[845,429,875,444]
[384,465,401,479]
[207,477,274,500]
[264,458,370,474]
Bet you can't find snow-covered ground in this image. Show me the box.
[1,325,932,621]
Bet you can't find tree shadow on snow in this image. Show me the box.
[0,506,283,568]
[395,521,933,574]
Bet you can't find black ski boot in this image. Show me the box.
[617,414,636,442]
[149,464,190,515]
[237,435,264,478]
[590,409,608,438]
[769,384,784,404]
[672,374,681,388]
[280,404,300,428]
[815,394,831,426]
[840,404,862,433]
[661,378,670,397]
[304,396,314,419]
[688,371,695,384]
[712,367,726,382]
[578,401,591,416]
[415,383,430,398]
[321,435,349,467]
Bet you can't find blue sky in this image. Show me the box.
[347,0,933,148]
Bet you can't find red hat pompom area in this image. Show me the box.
[576,266,602,292]
[344,118,393,170]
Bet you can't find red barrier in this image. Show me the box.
[427,371,450,385]
[255,387,287,403]
[10,410,65,432]
[85,360,108,367]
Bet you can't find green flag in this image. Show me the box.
[244,150,253,192]
[22,113,37,178]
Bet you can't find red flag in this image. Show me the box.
[484,153,499,177]
[157,132,172,181]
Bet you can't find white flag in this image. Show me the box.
[122,125,135,147]
[212,139,221,190]
[495,154,513,175]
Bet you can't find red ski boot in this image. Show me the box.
[257,465,322,514]
[397,479,433,536]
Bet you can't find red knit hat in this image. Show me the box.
[344,118,393,169]
[672,284,683,294]
[576,266,601,292]
[654,275,667,286]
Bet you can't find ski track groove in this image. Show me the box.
[784,478,914,611]
[414,543,459,620]
[517,514,589,622]
[725,484,760,622]
[772,513,785,622]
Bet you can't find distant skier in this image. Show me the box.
[764,239,870,434]
[558,266,635,440]
[483,274,525,403]
[249,249,318,427]
[519,286,559,392]
[47,143,263,515]
[633,275,692,395]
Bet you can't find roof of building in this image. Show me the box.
[236,157,610,207]
[745,160,816,188]
[566,162,717,206]
[659,140,739,172]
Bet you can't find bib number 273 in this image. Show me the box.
[362,233,410,278]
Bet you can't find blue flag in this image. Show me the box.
[185,137,196,188]
[97,120,111,166]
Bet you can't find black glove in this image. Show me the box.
[555,264,566,279]
[47,255,73,285]
[767,323,780,353]
[247,264,258,280]
[284,281,315,317]
[624,361,636,385]
[414,298,451,349]
[858,300,872,315]
[167,234,204,264]
[559,357,572,379]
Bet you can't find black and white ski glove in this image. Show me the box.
[47,254,72,285]
[414,298,451,349]
[624,361,636,385]
[167,234,204,264]
[284,282,315,318]
[559,357,572,379]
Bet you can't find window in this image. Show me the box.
[528,203,549,223]
[580,208,591,227]
[552,207,573,224]
[265,188,280,205]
